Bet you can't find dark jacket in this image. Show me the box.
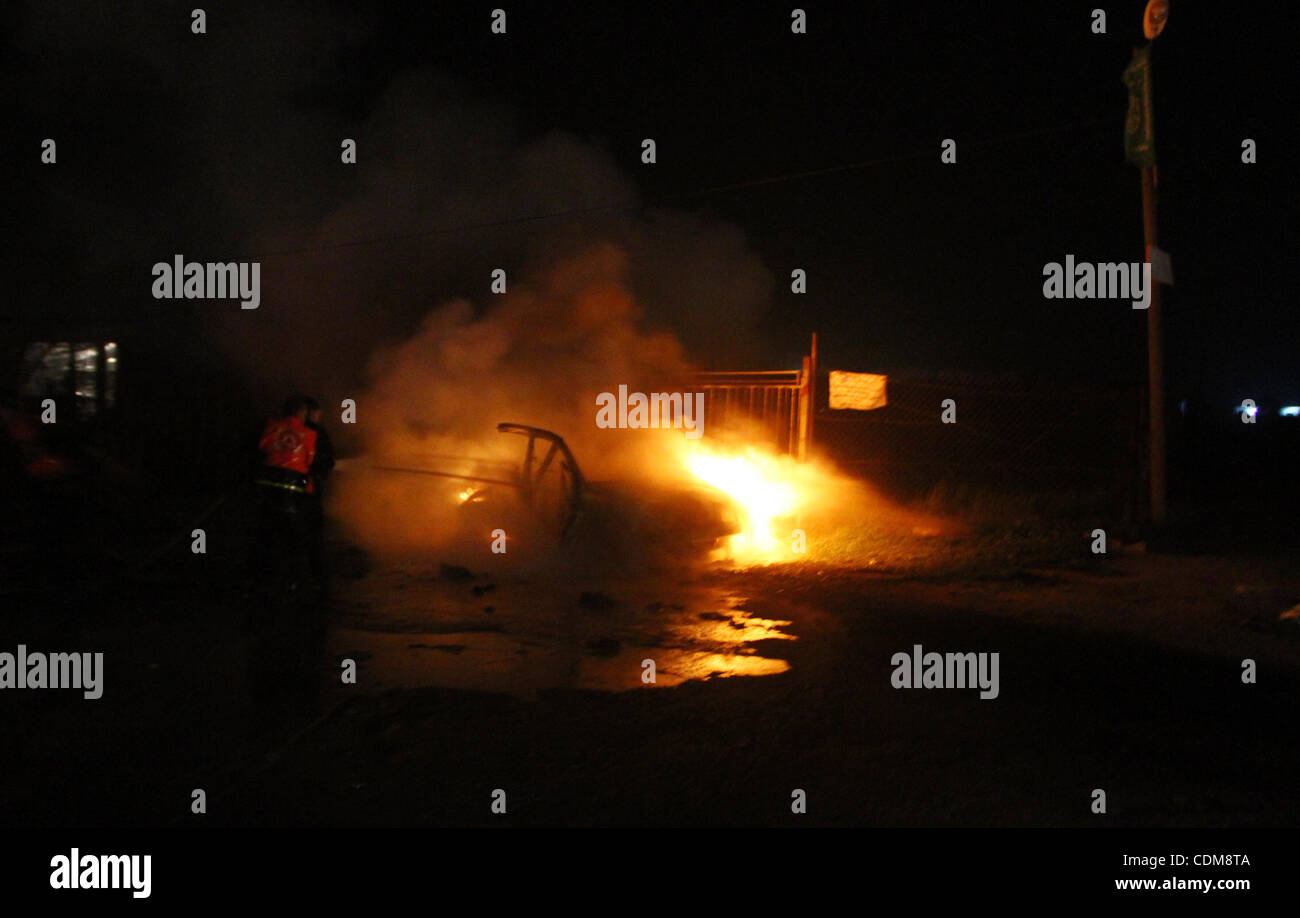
[306,421,334,495]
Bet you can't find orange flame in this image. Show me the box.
[683,444,810,564]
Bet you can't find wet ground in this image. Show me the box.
[330,566,793,696]
[4,545,1300,827]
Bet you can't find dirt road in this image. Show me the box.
[4,552,1298,826]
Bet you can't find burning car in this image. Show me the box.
[351,423,740,565]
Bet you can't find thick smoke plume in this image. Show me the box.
[210,69,776,424]
[330,244,712,561]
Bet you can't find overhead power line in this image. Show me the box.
[244,115,1113,260]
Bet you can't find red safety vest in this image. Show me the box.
[259,416,318,476]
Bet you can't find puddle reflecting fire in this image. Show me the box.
[328,572,795,698]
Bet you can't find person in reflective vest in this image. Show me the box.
[257,399,318,488]
[250,396,319,594]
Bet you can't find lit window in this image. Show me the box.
[18,341,119,417]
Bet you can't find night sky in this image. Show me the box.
[4,1,1293,407]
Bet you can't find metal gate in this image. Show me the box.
[691,335,817,458]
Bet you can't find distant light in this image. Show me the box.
[1234,403,1259,418]
[1280,406,1300,417]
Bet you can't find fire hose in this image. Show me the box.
[100,491,235,570]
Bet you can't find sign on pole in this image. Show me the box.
[1149,245,1174,286]
[1143,0,1170,40]
[1123,46,1156,168]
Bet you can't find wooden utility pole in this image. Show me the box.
[1141,0,1169,526]
[1127,1,1171,525]
[1143,165,1166,525]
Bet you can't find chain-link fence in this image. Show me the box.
[815,371,1145,526]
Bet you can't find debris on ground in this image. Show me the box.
[579,591,619,611]
[438,563,475,582]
